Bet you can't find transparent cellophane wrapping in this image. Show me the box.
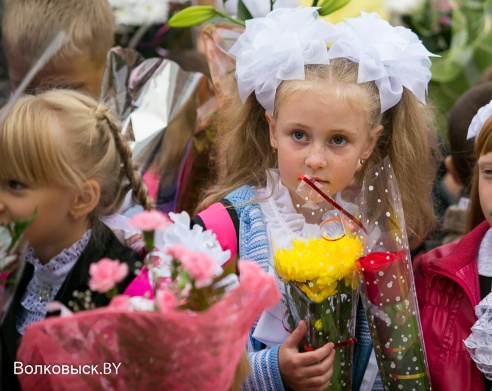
[16,261,279,391]
[101,47,213,214]
[355,157,432,390]
[272,177,368,391]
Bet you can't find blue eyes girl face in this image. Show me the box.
[8,180,27,191]
[290,130,348,146]
[292,131,305,141]
[267,87,378,197]
[331,135,347,146]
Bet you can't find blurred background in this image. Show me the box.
[1,0,491,132]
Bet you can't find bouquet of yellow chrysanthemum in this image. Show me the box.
[273,176,367,391]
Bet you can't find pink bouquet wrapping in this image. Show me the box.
[16,211,280,391]
[17,261,278,391]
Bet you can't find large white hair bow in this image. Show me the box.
[467,99,492,140]
[228,7,333,114]
[327,12,438,112]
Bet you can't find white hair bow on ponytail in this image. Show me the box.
[467,100,492,140]
[228,7,333,114]
[229,8,438,114]
[326,12,439,112]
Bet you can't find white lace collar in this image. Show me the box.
[256,169,320,255]
[16,230,92,335]
[464,291,492,380]
[478,228,492,277]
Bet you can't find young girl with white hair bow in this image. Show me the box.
[194,8,439,390]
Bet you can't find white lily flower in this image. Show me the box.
[224,0,301,19]
[108,0,178,26]
[384,0,425,16]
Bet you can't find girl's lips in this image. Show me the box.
[312,178,328,186]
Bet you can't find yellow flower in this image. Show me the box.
[274,235,362,302]
[314,319,323,331]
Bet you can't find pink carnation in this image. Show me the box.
[180,250,217,289]
[88,258,129,293]
[156,288,177,311]
[109,295,131,311]
[165,244,190,260]
[129,210,171,231]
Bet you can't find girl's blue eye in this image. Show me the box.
[8,180,26,190]
[332,136,347,146]
[485,169,492,176]
[292,131,305,141]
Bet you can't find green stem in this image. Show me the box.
[214,10,246,27]
[312,0,319,6]
[336,282,341,337]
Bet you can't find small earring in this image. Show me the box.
[71,213,79,221]
[359,159,365,165]
[272,146,277,154]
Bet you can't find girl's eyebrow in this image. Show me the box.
[285,121,354,132]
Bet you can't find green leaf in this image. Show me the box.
[318,0,351,16]
[168,6,217,28]
[143,230,154,252]
[237,0,253,21]
[8,210,36,251]
[178,270,191,290]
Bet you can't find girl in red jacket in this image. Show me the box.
[415,101,492,391]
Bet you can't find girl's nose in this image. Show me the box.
[305,146,327,170]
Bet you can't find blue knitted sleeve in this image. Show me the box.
[242,346,285,391]
[224,186,270,271]
[225,187,286,390]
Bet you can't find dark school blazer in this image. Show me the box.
[0,221,142,391]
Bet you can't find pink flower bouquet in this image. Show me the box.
[17,211,280,391]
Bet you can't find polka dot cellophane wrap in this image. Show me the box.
[355,157,432,391]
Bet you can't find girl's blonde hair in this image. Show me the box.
[467,115,492,231]
[198,58,439,249]
[0,90,154,224]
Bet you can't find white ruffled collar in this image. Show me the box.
[16,230,92,335]
[464,291,492,380]
[464,229,492,379]
[478,228,492,277]
[25,229,92,287]
[256,169,320,251]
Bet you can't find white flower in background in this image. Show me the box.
[108,0,173,26]
[128,296,156,311]
[384,0,425,16]
[149,211,236,288]
[224,0,301,19]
